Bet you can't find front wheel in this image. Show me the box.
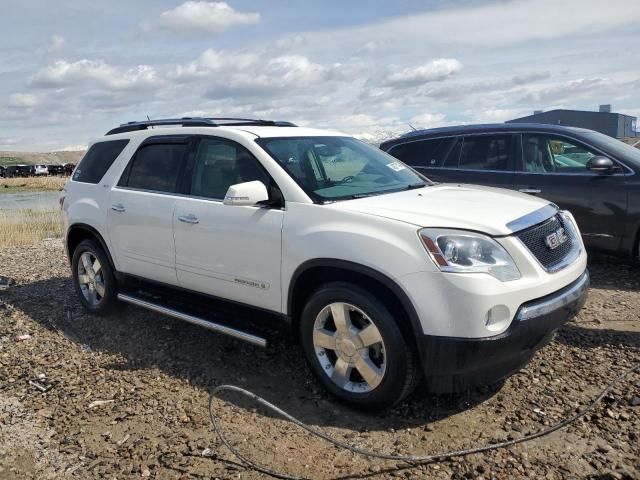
[300,282,419,410]
[71,239,118,315]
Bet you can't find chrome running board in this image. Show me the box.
[117,293,267,348]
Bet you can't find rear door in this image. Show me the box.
[386,136,460,182]
[107,136,191,285]
[515,133,628,251]
[452,134,517,189]
[388,134,516,189]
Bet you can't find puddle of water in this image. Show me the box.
[0,191,61,211]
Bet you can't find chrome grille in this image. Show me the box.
[516,214,574,270]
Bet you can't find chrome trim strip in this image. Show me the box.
[582,233,615,238]
[506,204,558,233]
[117,293,267,348]
[416,166,630,177]
[517,270,589,321]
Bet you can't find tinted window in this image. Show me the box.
[389,138,458,168]
[73,140,128,184]
[522,135,598,174]
[459,135,513,171]
[190,138,270,199]
[119,143,188,193]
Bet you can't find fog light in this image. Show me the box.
[485,305,510,331]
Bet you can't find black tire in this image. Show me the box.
[300,281,419,411]
[71,239,119,315]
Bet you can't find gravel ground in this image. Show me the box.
[0,239,638,479]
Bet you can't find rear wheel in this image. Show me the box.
[72,239,118,315]
[300,282,419,410]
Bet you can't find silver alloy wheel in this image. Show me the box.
[313,302,386,393]
[77,251,105,306]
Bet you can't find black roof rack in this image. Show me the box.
[105,117,297,136]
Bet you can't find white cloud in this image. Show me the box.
[0,136,20,147]
[7,93,39,109]
[56,144,87,152]
[47,34,64,52]
[30,59,161,92]
[517,77,609,105]
[291,0,640,51]
[408,113,448,129]
[512,72,550,85]
[171,49,349,98]
[466,108,529,124]
[379,59,462,89]
[147,1,259,34]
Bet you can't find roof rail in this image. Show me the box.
[105,117,297,136]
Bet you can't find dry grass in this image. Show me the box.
[0,176,67,193]
[0,209,63,247]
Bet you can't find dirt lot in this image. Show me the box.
[0,240,638,479]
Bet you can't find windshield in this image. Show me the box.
[582,131,640,167]
[257,136,428,202]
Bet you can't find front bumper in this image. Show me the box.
[417,269,589,393]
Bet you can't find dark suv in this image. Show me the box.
[381,123,640,259]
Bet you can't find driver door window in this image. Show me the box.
[190,138,270,199]
[522,135,598,174]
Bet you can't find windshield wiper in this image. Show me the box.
[351,192,378,199]
[406,182,427,190]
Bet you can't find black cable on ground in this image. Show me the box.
[208,362,640,480]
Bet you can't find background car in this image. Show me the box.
[380,123,640,259]
[63,163,76,176]
[34,164,49,175]
[4,166,18,177]
[0,166,5,177]
[15,165,34,177]
[46,164,64,176]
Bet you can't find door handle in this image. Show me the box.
[178,214,199,224]
[518,188,542,195]
[111,203,126,212]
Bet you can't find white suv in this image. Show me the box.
[62,118,589,410]
[34,164,49,176]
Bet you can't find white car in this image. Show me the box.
[34,164,49,176]
[61,118,589,410]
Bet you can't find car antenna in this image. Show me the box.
[407,123,417,131]
[147,115,153,129]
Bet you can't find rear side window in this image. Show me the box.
[73,140,129,183]
[458,135,514,171]
[388,138,458,168]
[118,143,188,193]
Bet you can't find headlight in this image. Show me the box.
[419,228,521,282]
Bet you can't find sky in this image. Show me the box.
[1,0,639,151]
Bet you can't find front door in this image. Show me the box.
[173,136,283,312]
[107,137,190,285]
[515,133,628,251]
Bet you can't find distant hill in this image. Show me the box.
[0,150,85,166]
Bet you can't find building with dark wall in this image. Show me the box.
[507,106,637,138]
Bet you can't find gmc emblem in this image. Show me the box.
[544,227,568,250]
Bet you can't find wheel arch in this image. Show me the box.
[287,259,424,342]
[66,223,116,271]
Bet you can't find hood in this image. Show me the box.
[328,184,553,236]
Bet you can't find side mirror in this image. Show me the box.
[586,156,615,173]
[223,181,269,206]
